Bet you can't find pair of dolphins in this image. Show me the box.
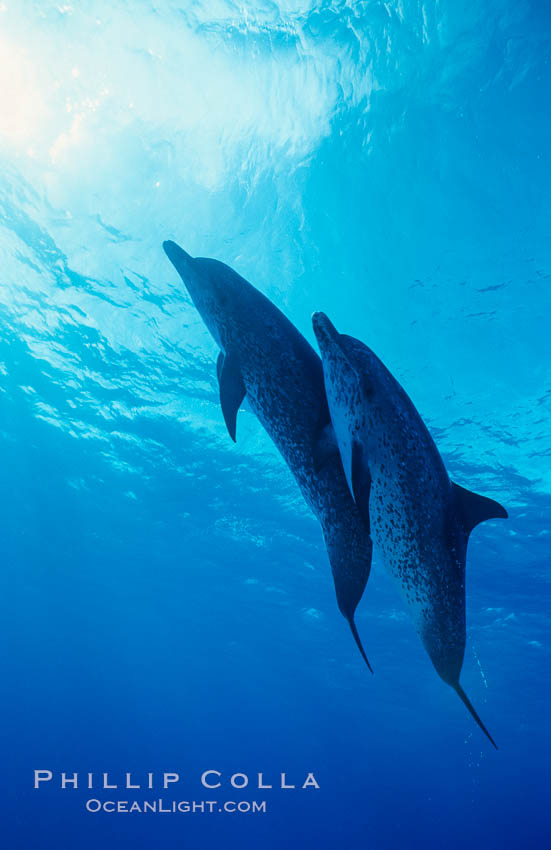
[163,240,507,749]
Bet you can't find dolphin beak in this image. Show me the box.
[312,311,340,351]
[163,240,195,275]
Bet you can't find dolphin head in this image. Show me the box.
[312,312,365,372]
[313,313,384,405]
[312,312,353,380]
[312,311,341,355]
[312,311,365,396]
[163,240,246,350]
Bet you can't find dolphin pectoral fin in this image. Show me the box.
[351,441,363,504]
[452,683,498,749]
[347,616,373,674]
[216,351,224,383]
[217,351,246,442]
[312,422,339,472]
[452,482,508,538]
[350,441,371,529]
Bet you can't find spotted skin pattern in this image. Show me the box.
[163,242,373,668]
[313,312,505,748]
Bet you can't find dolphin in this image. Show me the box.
[312,311,507,748]
[163,241,373,670]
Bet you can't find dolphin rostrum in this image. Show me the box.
[312,311,507,748]
[163,241,373,670]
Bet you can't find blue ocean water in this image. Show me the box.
[1,1,549,848]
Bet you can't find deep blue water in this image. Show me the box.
[1,2,550,848]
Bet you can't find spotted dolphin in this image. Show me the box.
[312,311,507,748]
[163,241,373,669]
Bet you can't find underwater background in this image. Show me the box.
[1,1,550,848]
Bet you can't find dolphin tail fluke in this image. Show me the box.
[347,617,373,674]
[453,683,497,749]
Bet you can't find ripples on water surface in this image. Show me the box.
[1,2,550,849]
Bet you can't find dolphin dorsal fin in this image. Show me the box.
[217,351,246,442]
[452,482,508,538]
